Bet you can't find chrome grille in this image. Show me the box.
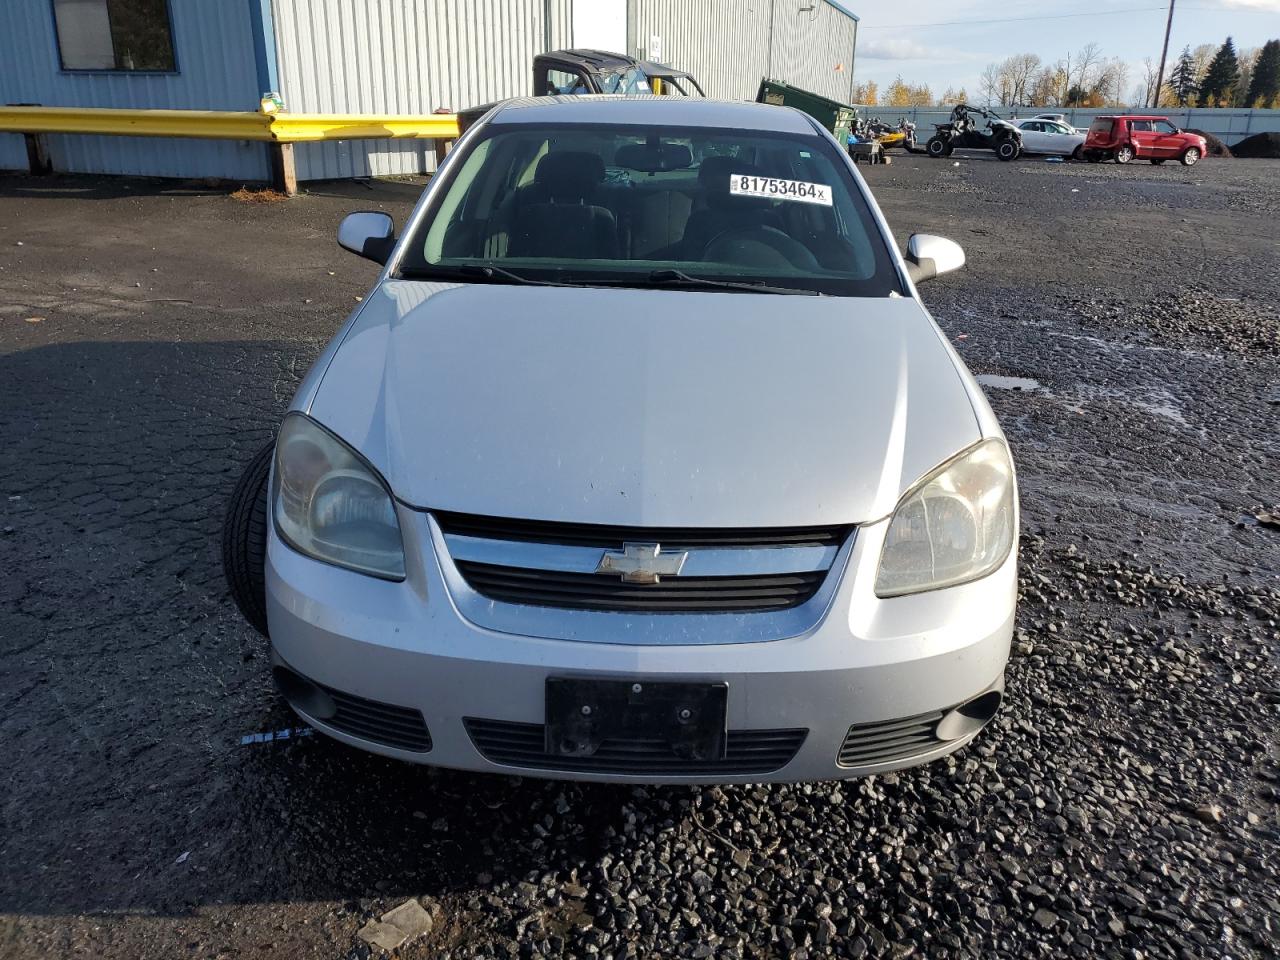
[435,512,850,615]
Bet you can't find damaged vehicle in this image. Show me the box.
[223,96,1017,783]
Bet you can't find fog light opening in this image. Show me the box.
[272,666,338,720]
[936,688,1003,742]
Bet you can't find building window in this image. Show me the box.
[52,0,176,72]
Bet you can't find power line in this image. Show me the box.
[860,6,1180,29]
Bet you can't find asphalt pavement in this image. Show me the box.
[1,155,1277,959]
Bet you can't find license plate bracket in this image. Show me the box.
[545,678,728,761]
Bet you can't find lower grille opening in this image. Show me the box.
[455,561,825,613]
[466,718,806,775]
[274,666,432,753]
[837,710,944,768]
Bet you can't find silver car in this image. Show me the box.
[223,96,1017,783]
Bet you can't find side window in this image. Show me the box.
[1154,120,1178,134]
[52,0,176,72]
[545,68,589,96]
[1129,121,1152,133]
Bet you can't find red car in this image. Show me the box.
[1082,116,1207,166]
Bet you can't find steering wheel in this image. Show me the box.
[701,225,822,271]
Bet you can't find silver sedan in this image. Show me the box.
[1014,118,1086,158]
[223,96,1017,783]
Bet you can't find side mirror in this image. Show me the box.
[905,234,965,285]
[338,211,395,265]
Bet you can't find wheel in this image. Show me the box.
[1115,145,1134,164]
[1181,147,1201,166]
[996,139,1018,161]
[1071,145,1084,162]
[926,136,948,158]
[1150,158,1166,165]
[222,440,274,637]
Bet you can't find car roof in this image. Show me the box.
[537,49,638,71]
[486,95,820,134]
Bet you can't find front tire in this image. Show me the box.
[926,136,948,158]
[222,440,274,637]
[1115,145,1135,164]
[996,139,1018,161]
[1071,145,1084,162]
[1181,147,1201,166]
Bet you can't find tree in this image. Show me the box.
[851,80,878,106]
[979,62,1007,105]
[1246,39,1280,107]
[1234,47,1258,107]
[1166,46,1198,105]
[1065,84,1090,107]
[1198,37,1240,106]
[886,76,913,108]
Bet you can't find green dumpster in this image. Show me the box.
[755,78,857,145]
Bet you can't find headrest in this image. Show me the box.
[615,142,694,173]
[535,151,605,201]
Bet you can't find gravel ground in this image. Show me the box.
[1,155,1277,960]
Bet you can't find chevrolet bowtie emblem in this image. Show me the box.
[595,542,688,584]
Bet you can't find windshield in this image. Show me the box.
[398,122,903,297]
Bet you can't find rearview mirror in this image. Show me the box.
[338,211,395,265]
[905,234,965,285]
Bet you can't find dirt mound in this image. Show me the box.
[1184,129,1230,157]
[1231,131,1280,159]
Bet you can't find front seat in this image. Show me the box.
[507,151,618,260]
[681,156,782,260]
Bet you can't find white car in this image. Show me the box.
[1014,118,1086,158]
[222,96,1017,784]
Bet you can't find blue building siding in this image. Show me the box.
[0,0,270,180]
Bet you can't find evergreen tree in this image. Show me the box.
[1246,39,1280,107]
[1197,37,1240,107]
[1166,46,1199,106]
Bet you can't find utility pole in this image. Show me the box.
[1152,0,1176,107]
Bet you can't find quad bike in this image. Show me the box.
[866,116,916,151]
[925,104,1022,161]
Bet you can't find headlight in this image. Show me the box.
[273,414,406,580]
[875,439,1015,597]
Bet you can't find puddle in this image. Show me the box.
[976,374,1044,392]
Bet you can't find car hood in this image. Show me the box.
[306,280,981,527]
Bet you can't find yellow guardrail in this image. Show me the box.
[0,106,460,142]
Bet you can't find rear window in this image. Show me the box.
[1088,119,1112,135]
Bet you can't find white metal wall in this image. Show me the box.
[629,0,857,103]
[271,0,573,180]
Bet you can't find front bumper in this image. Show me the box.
[265,507,1015,783]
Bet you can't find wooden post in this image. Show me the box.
[269,141,297,196]
[432,107,454,171]
[24,132,52,175]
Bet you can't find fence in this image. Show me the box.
[0,105,460,194]
[854,106,1280,147]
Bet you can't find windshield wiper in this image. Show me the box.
[644,269,823,296]
[401,264,587,287]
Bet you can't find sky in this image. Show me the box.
[854,0,1280,100]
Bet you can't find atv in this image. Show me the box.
[925,104,1022,161]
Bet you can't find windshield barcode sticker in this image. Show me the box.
[729,174,832,206]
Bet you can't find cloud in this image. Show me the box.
[1216,0,1280,9]
[860,38,937,61]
